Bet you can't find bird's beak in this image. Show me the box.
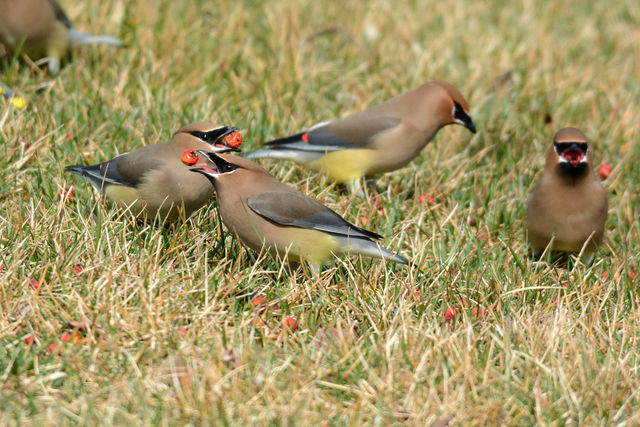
[555,142,588,167]
[453,110,477,134]
[213,127,243,151]
[190,162,220,181]
[196,150,229,169]
[210,145,241,153]
[464,119,477,134]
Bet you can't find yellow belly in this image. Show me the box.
[241,225,341,265]
[105,185,145,216]
[311,149,377,183]
[281,228,341,265]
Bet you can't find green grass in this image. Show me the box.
[1,0,640,424]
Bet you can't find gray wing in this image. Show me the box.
[247,191,381,240]
[262,115,401,153]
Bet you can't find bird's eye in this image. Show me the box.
[223,164,234,172]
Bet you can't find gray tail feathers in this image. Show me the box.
[243,149,277,159]
[69,29,123,47]
[242,148,321,163]
[334,235,409,265]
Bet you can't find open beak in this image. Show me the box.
[556,142,587,167]
[561,148,585,166]
[196,150,227,169]
[212,127,243,151]
[190,162,219,177]
[211,145,241,153]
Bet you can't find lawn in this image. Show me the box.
[1,0,639,424]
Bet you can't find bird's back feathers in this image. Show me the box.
[247,191,381,240]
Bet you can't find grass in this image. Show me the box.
[1,0,639,424]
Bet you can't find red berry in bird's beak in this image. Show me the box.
[561,149,584,166]
[181,149,199,165]
[224,131,243,148]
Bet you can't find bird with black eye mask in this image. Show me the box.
[244,81,476,195]
[190,151,409,275]
[526,127,608,262]
[65,122,243,221]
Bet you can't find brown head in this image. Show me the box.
[188,152,270,187]
[546,127,592,180]
[421,81,476,133]
[173,122,244,153]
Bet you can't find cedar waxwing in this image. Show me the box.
[526,127,608,261]
[0,0,122,74]
[66,123,243,221]
[190,151,409,273]
[244,81,476,193]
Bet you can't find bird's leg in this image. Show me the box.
[530,248,541,260]
[363,177,379,199]
[348,179,365,198]
[45,57,61,76]
[581,253,594,265]
[309,264,321,278]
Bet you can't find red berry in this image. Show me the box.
[62,333,71,342]
[224,131,243,148]
[251,296,267,306]
[28,279,40,292]
[181,149,199,166]
[283,316,298,331]
[74,263,83,275]
[179,327,187,336]
[25,335,38,345]
[444,307,457,321]
[418,193,435,205]
[597,163,612,180]
[47,343,59,354]
[471,307,487,319]
[57,186,74,201]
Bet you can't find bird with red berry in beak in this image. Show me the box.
[66,122,243,221]
[526,127,608,263]
[189,151,409,275]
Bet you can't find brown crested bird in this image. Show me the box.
[526,127,608,262]
[66,122,243,221]
[190,151,409,273]
[244,81,476,193]
[0,0,122,74]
